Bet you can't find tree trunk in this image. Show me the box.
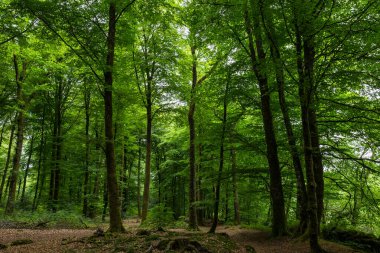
[5,55,27,215]
[209,77,229,233]
[261,5,308,232]
[0,117,7,148]
[196,143,204,226]
[309,109,324,229]
[298,32,323,252]
[49,81,63,212]
[33,107,45,211]
[188,45,198,230]
[103,1,124,232]
[231,148,241,225]
[83,88,91,217]
[0,123,15,203]
[142,79,152,222]
[21,134,34,203]
[244,2,286,236]
[137,138,142,218]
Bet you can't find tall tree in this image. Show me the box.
[209,73,229,233]
[243,0,286,236]
[5,54,27,215]
[0,122,15,202]
[259,0,308,233]
[103,0,124,232]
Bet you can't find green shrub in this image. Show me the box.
[142,204,174,230]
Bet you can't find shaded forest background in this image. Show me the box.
[0,0,379,251]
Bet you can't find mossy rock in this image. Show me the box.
[10,239,33,246]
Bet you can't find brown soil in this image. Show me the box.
[0,220,363,253]
[0,228,93,252]
[213,226,363,253]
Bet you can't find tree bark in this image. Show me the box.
[103,0,124,232]
[33,106,45,211]
[260,2,308,233]
[244,2,286,236]
[188,45,198,230]
[209,76,229,233]
[296,22,323,251]
[21,134,34,203]
[83,87,91,217]
[49,81,63,212]
[5,54,27,215]
[142,78,152,222]
[0,123,15,203]
[309,109,324,229]
[137,138,142,218]
[0,117,7,148]
[231,148,241,225]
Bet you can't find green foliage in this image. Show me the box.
[142,204,174,230]
[0,209,97,229]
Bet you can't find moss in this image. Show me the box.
[10,239,33,246]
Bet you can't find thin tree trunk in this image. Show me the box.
[21,134,34,203]
[0,124,15,203]
[196,142,204,226]
[32,106,45,211]
[244,2,286,236]
[231,148,241,225]
[142,79,152,222]
[6,55,27,215]
[309,109,324,229]
[188,45,198,230]
[124,158,133,217]
[88,124,101,218]
[137,138,142,218]
[209,77,229,233]
[0,118,7,148]
[83,88,91,217]
[102,178,108,222]
[225,182,229,223]
[50,81,63,212]
[103,0,124,232]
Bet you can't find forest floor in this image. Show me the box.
[0,219,362,253]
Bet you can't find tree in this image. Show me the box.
[243,0,286,236]
[5,54,28,215]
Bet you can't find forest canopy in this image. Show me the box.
[0,0,379,252]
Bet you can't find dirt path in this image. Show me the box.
[213,226,362,253]
[0,228,93,252]
[0,222,362,253]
